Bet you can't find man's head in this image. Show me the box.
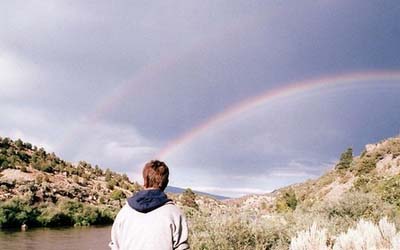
[142,160,169,191]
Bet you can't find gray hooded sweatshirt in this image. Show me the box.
[109,189,189,250]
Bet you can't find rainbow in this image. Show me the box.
[155,70,400,159]
[57,15,259,152]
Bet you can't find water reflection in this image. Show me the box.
[0,226,111,250]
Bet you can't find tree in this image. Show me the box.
[105,169,112,182]
[122,173,129,182]
[111,190,126,208]
[336,148,353,170]
[94,165,102,176]
[15,139,24,148]
[24,142,32,150]
[0,137,11,148]
[181,188,199,210]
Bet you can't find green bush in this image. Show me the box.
[107,180,116,190]
[317,192,394,224]
[356,156,376,175]
[37,204,72,227]
[20,165,28,172]
[352,175,372,192]
[276,189,298,213]
[0,197,39,228]
[188,209,290,250]
[336,148,353,170]
[379,175,400,207]
[0,197,115,228]
[181,188,199,210]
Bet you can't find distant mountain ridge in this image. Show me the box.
[165,186,230,200]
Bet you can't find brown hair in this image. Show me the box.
[142,160,169,191]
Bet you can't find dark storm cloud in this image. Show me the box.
[1,0,400,196]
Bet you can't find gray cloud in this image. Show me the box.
[1,0,400,196]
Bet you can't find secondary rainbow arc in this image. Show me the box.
[155,70,400,160]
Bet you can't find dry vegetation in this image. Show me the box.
[178,136,400,249]
[2,135,400,250]
[0,136,141,227]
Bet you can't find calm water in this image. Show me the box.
[0,226,112,250]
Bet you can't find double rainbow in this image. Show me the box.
[156,70,400,159]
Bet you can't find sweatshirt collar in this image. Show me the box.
[127,189,171,213]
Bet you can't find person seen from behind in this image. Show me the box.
[109,160,190,250]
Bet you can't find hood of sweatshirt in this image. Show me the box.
[127,189,171,213]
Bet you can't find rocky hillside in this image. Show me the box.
[0,136,142,205]
[0,136,145,227]
[233,135,400,215]
[2,134,399,231]
[0,136,221,228]
[186,136,400,249]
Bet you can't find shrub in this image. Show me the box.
[379,175,400,207]
[20,165,28,173]
[41,164,54,173]
[18,151,30,163]
[352,175,372,192]
[290,223,329,250]
[57,199,115,226]
[188,210,290,250]
[15,139,24,148]
[105,169,112,182]
[289,217,400,250]
[36,174,44,184]
[276,189,298,213]
[333,217,400,250]
[37,204,71,227]
[107,180,116,190]
[356,156,376,175]
[323,192,393,222]
[181,188,199,210]
[111,190,126,207]
[24,142,32,150]
[0,197,39,228]
[336,148,353,170]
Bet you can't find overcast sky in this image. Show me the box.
[1,1,400,197]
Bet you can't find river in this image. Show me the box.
[0,226,112,250]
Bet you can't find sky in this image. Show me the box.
[1,1,400,197]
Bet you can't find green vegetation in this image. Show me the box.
[111,189,127,208]
[379,174,400,207]
[0,136,141,228]
[3,135,400,250]
[335,148,353,170]
[188,209,290,250]
[0,197,115,228]
[183,136,400,249]
[276,188,297,212]
[181,188,199,210]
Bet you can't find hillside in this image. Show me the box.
[185,136,400,249]
[233,135,400,215]
[0,136,220,228]
[3,134,400,249]
[0,136,144,227]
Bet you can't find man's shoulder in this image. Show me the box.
[158,201,184,215]
[160,200,180,210]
